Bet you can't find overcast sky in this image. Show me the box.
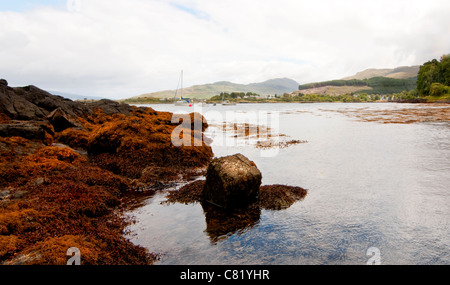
[1,0,449,99]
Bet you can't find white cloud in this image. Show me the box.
[0,0,449,99]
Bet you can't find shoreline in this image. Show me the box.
[123,99,450,105]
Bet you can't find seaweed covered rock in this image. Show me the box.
[87,109,213,179]
[259,185,307,210]
[202,154,262,209]
[0,79,214,265]
[54,128,90,150]
[0,142,156,264]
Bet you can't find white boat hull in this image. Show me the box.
[174,101,191,106]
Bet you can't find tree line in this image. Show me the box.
[417,54,450,97]
[210,92,260,101]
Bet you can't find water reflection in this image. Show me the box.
[162,180,306,243]
[201,202,261,243]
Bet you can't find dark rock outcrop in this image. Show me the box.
[0,82,93,121]
[202,154,262,209]
[0,86,47,120]
[0,122,54,143]
[14,85,93,118]
[46,107,79,132]
[87,99,133,116]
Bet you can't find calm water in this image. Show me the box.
[126,103,450,265]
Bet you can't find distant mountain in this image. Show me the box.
[342,65,420,80]
[132,78,299,100]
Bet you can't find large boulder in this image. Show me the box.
[202,154,262,209]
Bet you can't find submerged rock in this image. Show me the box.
[202,154,262,209]
[259,185,307,210]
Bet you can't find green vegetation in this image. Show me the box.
[298,79,367,89]
[280,93,382,103]
[298,77,417,95]
[417,54,450,100]
[121,97,171,104]
[389,90,423,102]
[209,92,260,102]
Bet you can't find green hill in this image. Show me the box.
[296,76,417,96]
[128,78,299,100]
[296,65,420,96]
[342,65,420,80]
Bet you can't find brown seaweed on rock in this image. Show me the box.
[0,80,213,265]
[259,184,307,210]
[86,108,213,180]
[0,143,157,264]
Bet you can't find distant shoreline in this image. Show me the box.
[125,99,450,105]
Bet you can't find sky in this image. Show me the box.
[1,0,449,99]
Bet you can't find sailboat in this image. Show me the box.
[173,70,192,106]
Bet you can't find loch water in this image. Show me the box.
[126,103,450,265]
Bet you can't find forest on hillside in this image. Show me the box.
[298,77,417,95]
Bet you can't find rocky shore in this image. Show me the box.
[0,79,213,265]
[0,79,307,265]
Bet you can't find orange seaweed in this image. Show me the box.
[0,113,11,124]
[1,102,213,265]
[55,128,90,150]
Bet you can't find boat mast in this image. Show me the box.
[180,70,183,99]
